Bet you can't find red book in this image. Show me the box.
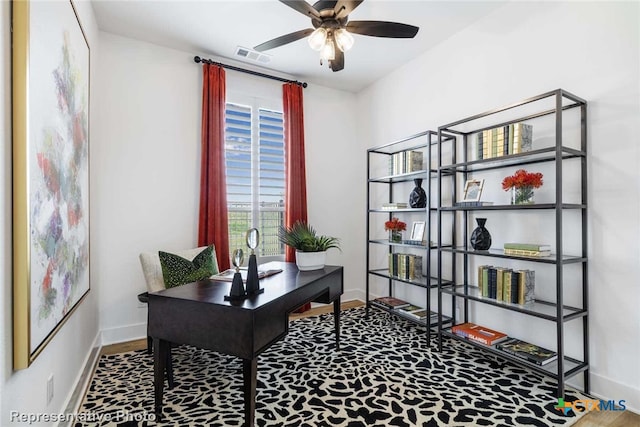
[452,322,508,346]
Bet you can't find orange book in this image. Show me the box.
[452,322,509,346]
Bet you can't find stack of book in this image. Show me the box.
[496,338,558,365]
[477,265,535,305]
[454,201,494,207]
[452,322,509,346]
[396,305,439,322]
[381,202,408,210]
[213,268,283,282]
[371,296,410,310]
[403,239,431,247]
[503,243,551,257]
[475,123,532,160]
[389,253,423,280]
[389,150,423,175]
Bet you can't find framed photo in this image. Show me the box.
[12,0,90,369]
[410,221,426,242]
[462,179,484,202]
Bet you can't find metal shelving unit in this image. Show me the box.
[436,89,589,397]
[365,130,455,345]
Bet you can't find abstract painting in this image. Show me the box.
[12,0,90,369]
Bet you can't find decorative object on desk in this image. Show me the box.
[278,221,340,271]
[213,267,283,282]
[409,178,427,208]
[225,249,246,301]
[470,218,492,250]
[502,169,543,205]
[384,217,406,243]
[462,179,484,202]
[245,228,264,295]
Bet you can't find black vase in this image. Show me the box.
[409,178,427,208]
[470,218,491,250]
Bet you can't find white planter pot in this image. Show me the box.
[295,250,327,271]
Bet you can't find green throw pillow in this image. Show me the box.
[159,246,216,288]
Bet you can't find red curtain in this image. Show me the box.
[198,63,230,271]
[283,82,310,311]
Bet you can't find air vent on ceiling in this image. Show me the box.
[235,46,271,64]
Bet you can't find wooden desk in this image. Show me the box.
[148,262,343,426]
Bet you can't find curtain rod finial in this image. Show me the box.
[194,56,202,63]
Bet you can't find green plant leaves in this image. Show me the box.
[278,221,340,252]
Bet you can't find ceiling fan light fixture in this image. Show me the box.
[308,27,327,51]
[320,38,336,62]
[334,28,354,52]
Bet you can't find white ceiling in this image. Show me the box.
[91,0,505,93]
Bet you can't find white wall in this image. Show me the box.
[1,0,101,424]
[357,0,639,412]
[4,0,636,421]
[95,32,361,343]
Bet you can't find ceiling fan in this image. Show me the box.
[253,0,419,72]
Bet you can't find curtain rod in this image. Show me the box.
[194,56,307,88]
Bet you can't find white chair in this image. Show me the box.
[138,245,220,352]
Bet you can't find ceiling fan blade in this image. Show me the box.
[346,20,419,38]
[279,0,321,20]
[334,0,364,19]
[329,49,344,72]
[254,28,314,52]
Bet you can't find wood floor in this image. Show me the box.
[102,301,638,427]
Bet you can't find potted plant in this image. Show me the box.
[502,169,543,205]
[385,217,406,243]
[278,221,340,271]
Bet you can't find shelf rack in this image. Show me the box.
[365,130,455,345]
[436,89,588,397]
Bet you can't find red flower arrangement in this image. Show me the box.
[384,217,407,232]
[501,169,543,190]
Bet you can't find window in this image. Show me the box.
[224,102,285,260]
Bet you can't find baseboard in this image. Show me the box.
[342,289,364,303]
[587,371,640,414]
[56,333,102,427]
[101,322,147,346]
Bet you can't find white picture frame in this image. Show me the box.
[410,221,426,242]
[462,179,484,202]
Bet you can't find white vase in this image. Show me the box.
[295,250,327,271]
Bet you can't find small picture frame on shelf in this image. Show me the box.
[462,179,484,202]
[409,221,426,243]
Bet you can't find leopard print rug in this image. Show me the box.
[78,307,589,426]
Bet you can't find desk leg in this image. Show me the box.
[242,358,257,427]
[153,338,169,420]
[334,297,341,351]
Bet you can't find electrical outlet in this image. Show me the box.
[47,374,54,404]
